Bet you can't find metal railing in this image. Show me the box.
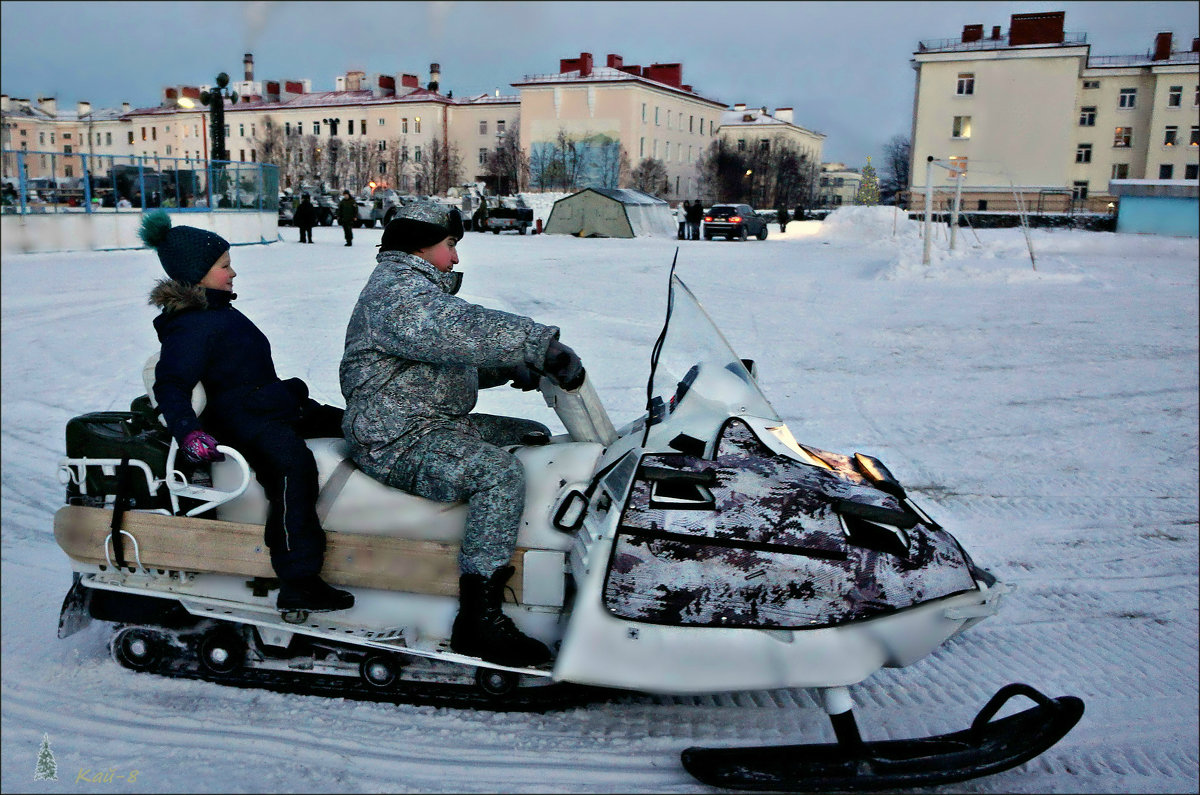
[918,31,1086,53]
[1,150,279,215]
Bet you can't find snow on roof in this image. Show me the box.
[513,65,725,106]
[586,187,667,205]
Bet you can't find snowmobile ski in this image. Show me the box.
[679,683,1084,791]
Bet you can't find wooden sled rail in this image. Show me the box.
[53,505,524,599]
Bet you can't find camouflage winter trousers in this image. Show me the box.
[388,413,550,576]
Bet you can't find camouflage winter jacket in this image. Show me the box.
[340,250,559,479]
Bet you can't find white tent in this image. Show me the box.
[544,188,678,238]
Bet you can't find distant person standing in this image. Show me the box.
[686,199,703,240]
[294,194,316,244]
[776,203,790,234]
[678,201,690,240]
[337,190,357,247]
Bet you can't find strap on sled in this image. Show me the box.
[108,457,133,569]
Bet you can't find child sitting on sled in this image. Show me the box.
[139,210,354,614]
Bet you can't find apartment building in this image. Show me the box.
[816,162,862,208]
[717,104,824,165]
[1,95,133,182]
[910,11,1199,213]
[512,53,727,200]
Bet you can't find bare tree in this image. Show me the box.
[593,137,628,189]
[412,136,462,195]
[631,157,668,195]
[880,134,911,205]
[484,121,528,195]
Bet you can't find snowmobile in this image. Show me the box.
[54,265,1083,790]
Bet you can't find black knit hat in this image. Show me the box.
[138,210,230,285]
[379,201,464,254]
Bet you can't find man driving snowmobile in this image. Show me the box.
[340,200,585,667]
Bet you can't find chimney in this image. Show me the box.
[644,63,682,87]
[336,76,346,91]
[77,100,91,117]
[181,86,200,101]
[121,102,131,114]
[962,24,984,43]
[1193,37,1199,52]
[774,107,793,124]
[606,53,623,69]
[38,96,57,116]
[375,74,395,97]
[579,52,593,77]
[400,73,420,89]
[1,95,9,113]
[346,70,364,91]
[733,103,746,111]
[620,64,642,77]
[1008,11,1065,46]
[244,53,254,82]
[991,25,1002,40]
[1153,32,1172,60]
[428,62,440,92]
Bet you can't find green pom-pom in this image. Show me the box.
[138,210,172,248]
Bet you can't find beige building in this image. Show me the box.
[512,52,727,200]
[816,162,862,208]
[716,104,824,165]
[910,11,1199,213]
[2,95,133,184]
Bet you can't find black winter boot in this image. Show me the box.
[277,574,355,612]
[450,566,550,666]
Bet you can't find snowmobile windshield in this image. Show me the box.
[644,274,782,448]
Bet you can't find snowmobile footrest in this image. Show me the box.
[679,682,1084,791]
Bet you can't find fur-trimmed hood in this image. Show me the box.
[148,279,234,313]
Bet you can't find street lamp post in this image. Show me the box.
[199,72,238,163]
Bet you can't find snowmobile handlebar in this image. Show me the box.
[538,372,617,445]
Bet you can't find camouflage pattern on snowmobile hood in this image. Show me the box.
[340,249,559,479]
[603,419,977,628]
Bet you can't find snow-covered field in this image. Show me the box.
[3,207,1197,793]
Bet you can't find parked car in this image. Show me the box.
[473,195,533,235]
[703,203,768,241]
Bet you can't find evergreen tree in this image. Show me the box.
[34,733,57,781]
[855,156,880,206]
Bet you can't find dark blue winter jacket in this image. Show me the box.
[149,280,307,445]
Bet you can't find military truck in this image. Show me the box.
[473,195,533,235]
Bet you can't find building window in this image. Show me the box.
[401,145,408,161]
[977,199,988,210]
[952,115,972,138]
[105,132,112,145]
[666,110,671,128]
[164,145,170,155]
[377,140,386,151]
[65,165,73,177]
[1111,163,1129,179]
[378,118,385,126]
[1079,107,1096,126]
[401,118,408,133]
[141,127,146,141]
[497,120,505,134]
[1185,164,1198,180]
[1190,125,1199,146]
[379,162,387,175]
[63,132,71,140]
[479,120,487,135]
[948,155,968,177]
[50,132,55,143]
[1071,181,1088,200]
[1164,126,1178,146]
[348,120,355,135]
[479,148,487,164]
[285,122,291,135]
[239,149,244,161]
[759,139,769,152]
[641,103,646,122]
[1167,86,1182,107]
[1118,88,1136,109]
[1075,143,1092,163]
[414,117,421,133]
[251,149,256,162]
[238,123,245,137]
[736,138,745,151]
[414,145,421,162]
[63,144,72,154]
[38,131,44,144]
[956,73,975,95]
[128,131,134,144]
[1113,127,1132,147]
[1082,80,1100,89]
[639,137,644,157]
[1158,164,1174,179]
[655,107,660,125]
[689,115,694,133]
[361,119,366,135]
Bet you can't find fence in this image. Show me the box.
[1,151,280,254]
[1,150,278,215]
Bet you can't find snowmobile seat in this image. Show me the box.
[142,353,206,422]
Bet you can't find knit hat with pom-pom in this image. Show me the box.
[138,210,230,285]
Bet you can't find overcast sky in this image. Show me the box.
[2,1,1197,167]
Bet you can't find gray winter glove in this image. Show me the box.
[541,339,585,391]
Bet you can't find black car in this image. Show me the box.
[704,203,768,241]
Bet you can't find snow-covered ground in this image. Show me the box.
[3,207,1197,793]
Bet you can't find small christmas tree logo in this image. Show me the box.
[34,733,58,781]
[855,156,880,206]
